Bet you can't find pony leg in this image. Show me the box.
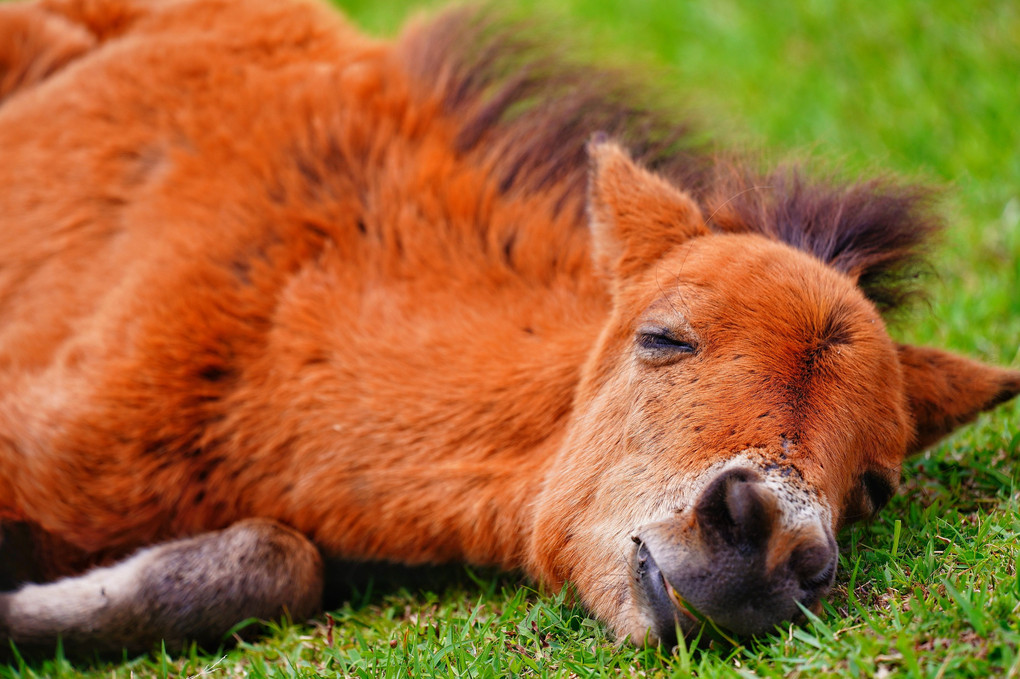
[0,519,323,655]
[0,2,96,105]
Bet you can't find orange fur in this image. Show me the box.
[0,0,1017,645]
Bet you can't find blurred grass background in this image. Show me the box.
[4,0,1019,676]
[341,0,1020,362]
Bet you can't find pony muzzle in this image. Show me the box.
[633,467,838,642]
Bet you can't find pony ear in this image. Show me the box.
[587,137,707,281]
[898,344,1020,454]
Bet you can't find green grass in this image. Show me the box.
[4,0,1019,677]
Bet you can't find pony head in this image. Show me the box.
[529,140,1020,643]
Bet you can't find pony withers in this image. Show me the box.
[0,0,1017,653]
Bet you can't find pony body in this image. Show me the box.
[0,0,1017,651]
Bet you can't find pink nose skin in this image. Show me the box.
[635,467,837,642]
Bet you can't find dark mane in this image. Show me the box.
[395,7,941,313]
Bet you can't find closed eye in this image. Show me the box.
[635,327,696,364]
[638,332,695,352]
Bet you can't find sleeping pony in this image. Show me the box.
[0,0,1017,654]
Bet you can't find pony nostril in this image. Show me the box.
[804,563,835,590]
[791,540,838,591]
[694,468,775,547]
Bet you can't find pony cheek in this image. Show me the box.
[526,474,596,586]
[526,463,631,587]
[524,391,636,583]
[526,496,650,641]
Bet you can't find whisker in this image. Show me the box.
[671,241,696,318]
[654,264,685,321]
[706,185,773,225]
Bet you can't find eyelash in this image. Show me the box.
[637,331,696,354]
